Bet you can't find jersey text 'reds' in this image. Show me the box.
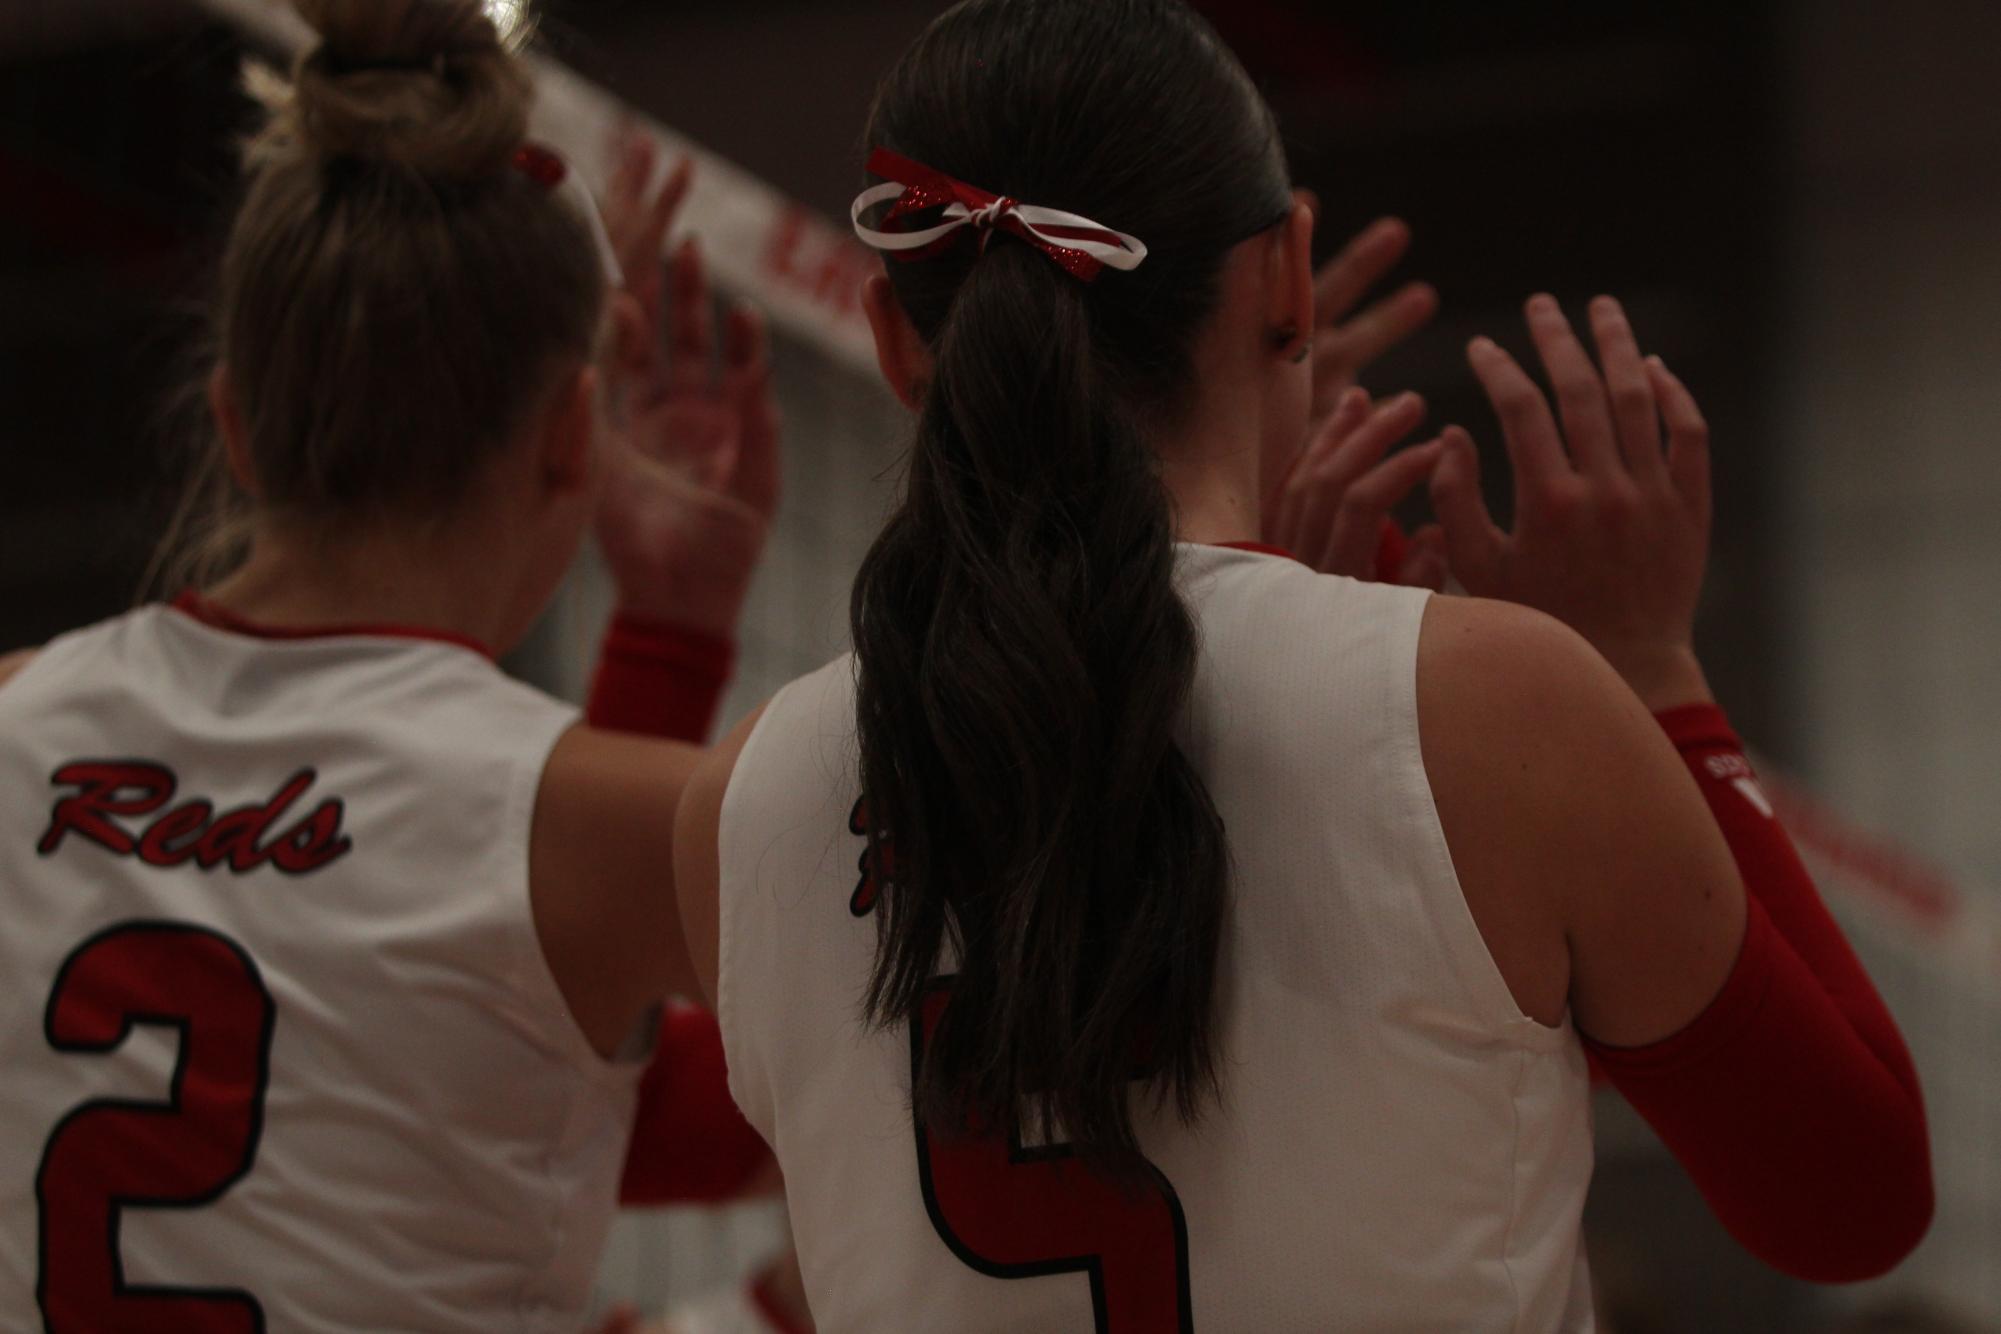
[37,761,353,876]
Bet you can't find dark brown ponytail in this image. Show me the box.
[851,0,1291,1173]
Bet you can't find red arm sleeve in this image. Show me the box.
[585,612,735,742]
[1582,704,1933,1282]
[580,613,772,1205]
[620,1005,774,1207]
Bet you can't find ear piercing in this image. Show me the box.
[1273,324,1311,364]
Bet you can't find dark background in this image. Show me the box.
[0,0,1786,748]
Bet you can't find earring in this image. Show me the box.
[1272,323,1311,364]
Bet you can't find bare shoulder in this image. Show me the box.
[1416,595,1640,810]
[1415,595,1744,1043]
[674,703,769,1010]
[530,725,709,1058]
[0,649,39,692]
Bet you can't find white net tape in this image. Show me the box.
[196,0,881,377]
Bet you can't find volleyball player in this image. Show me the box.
[671,1,1933,1329]
[0,3,774,1328]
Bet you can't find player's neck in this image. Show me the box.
[1154,388,1265,547]
[197,516,546,657]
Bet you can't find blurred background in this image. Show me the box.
[2,0,1996,1329]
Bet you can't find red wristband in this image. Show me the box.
[621,1004,772,1206]
[586,612,736,744]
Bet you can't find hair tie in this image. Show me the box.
[510,142,624,286]
[850,148,1147,282]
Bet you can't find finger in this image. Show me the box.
[1524,294,1620,479]
[1588,295,1666,485]
[1310,391,1426,493]
[606,291,651,385]
[666,237,716,395]
[1314,217,1413,325]
[1299,386,1374,474]
[606,128,656,246]
[1398,524,1449,592]
[634,156,693,281]
[1295,186,1321,226]
[1313,281,1439,386]
[1320,439,1444,577]
[1289,392,1423,566]
[1272,388,1368,536]
[1275,386,1371,544]
[1648,356,1711,525]
[723,304,783,517]
[1466,336,1570,491]
[1428,426,1508,593]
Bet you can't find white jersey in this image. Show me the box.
[717,544,1595,1333]
[0,603,641,1333]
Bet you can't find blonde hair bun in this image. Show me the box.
[285,0,532,181]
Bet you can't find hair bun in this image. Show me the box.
[286,0,532,181]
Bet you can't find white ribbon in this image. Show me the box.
[849,181,1148,273]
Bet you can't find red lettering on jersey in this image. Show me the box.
[39,762,353,876]
[849,796,895,917]
[37,762,175,856]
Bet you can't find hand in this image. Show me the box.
[1267,387,1448,587]
[1429,294,1714,710]
[1302,207,1440,428]
[597,129,783,635]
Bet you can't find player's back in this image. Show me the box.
[717,543,1596,1332]
[0,600,636,1333]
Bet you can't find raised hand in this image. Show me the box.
[1267,387,1447,587]
[597,129,782,635]
[1265,206,1442,575]
[1429,294,1713,710]
[1304,210,1439,428]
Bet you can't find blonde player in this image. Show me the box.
[671,1,1932,1329]
[0,3,776,1330]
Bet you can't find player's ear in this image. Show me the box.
[862,274,932,411]
[538,363,598,499]
[207,363,261,499]
[1266,198,1315,364]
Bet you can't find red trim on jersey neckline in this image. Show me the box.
[1214,540,1306,565]
[169,591,494,660]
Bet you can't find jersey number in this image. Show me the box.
[36,921,275,1333]
[910,982,1194,1332]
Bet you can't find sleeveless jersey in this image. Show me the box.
[0,604,641,1333]
[716,544,1595,1332]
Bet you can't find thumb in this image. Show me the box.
[1429,426,1507,594]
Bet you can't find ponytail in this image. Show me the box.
[853,0,1290,1173]
[854,243,1229,1171]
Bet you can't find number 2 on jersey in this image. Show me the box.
[910,981,1194,1332]
[37,921,275,1334]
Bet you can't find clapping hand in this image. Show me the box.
[595,129,782,635]
[1430,294,1714,710]
[1264,210,1444,585]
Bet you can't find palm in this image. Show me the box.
[595,128,781,632]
